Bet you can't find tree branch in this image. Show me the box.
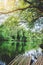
[0,6,32,14]
[0,2,43,15]
[0,0,36,14]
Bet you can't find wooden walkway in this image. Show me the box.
[8,55,43,65]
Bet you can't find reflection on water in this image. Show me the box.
[0,61,6,65]
[0,41,15,64]
[0,40,22,65]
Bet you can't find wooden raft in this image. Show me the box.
[8,55,31,65]
[8,54,43,65]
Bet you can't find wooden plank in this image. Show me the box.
[8,55,31,65]
[8,54,22,65]
[23,56,31,65]
[34,56,43,65]
[18,56,26,65]
[14,55,25,65]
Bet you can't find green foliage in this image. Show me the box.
[0,15,43,64]
[20,8,37,21]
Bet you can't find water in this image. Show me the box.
[0,61,6,65]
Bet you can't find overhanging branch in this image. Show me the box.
[0,6,32,14]
[0,3,43,15]
[0,6,40,14]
